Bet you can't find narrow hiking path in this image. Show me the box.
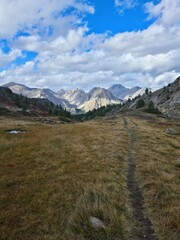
[123,117,157,240]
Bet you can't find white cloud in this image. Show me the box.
[103,24,180,57]
[0,0,180,90]
[0,49,22,67]
[145,0,180,27]
[0,0,94,38]
[13,27,88,53]
[115,0,136,14]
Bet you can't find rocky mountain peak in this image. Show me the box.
[1,81,153,113]
[88,87,115,99]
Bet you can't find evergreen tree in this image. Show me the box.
[136,99,145,108]
[145,88,149,95]
[166,94,170,100]
[15,94,21,107]
[145,101,160,114]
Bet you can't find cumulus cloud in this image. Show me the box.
[114,0,136,14]
[103,24,180,57]
[145,0,180,27]
[0,0,94,38]
[0,49,22,67]
[0,0,180,90]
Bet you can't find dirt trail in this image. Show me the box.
[123,117,157,240]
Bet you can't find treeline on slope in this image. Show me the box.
[76,88,163,121]
[126,88,161,114]
[44,101,71,118]
[75,103,123,121]
[0,87,71,118]
[136,99,161,114]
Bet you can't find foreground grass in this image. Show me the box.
[0,117,132,240]
[0,115,179,240]
[133,117,180,240]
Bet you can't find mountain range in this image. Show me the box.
[1,77,179,117]
[1,82,147,112]
[0,86,74,121]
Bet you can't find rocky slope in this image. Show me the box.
[0,87,50,115]
[1,82,153,113]
[79,87,122,112]
[108,84,145,100]
[62,88,88,106]
[2,83,124,112]
[126,77,180,118]
[0,87,73,119]
[2,82,74,110]
[148,77,180,117]
[124,88,147,100]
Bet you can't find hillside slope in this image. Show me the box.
[108,84,146,100]
[0,87,71,118]
[126,77,180,118]
[2,82,74,110]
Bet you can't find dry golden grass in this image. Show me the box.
[133,117,180,240]
[0,117,133,240]
[0,115,179,240]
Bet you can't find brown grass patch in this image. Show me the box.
[0,117,132,240]
[133,117,180,240]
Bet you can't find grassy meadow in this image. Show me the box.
[0,115,179,240]
[134,117,180,240]
[0,116,133,240]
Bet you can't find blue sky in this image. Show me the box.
[0,0,180,90]
[86,0,157,34]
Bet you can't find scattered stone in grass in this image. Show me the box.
[7,129,26,134]
[89,217,106,229]
[9,130,20,134]
[165,128,176,135]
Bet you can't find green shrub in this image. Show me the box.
[145,101,161,114]
[136,99,145,109]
